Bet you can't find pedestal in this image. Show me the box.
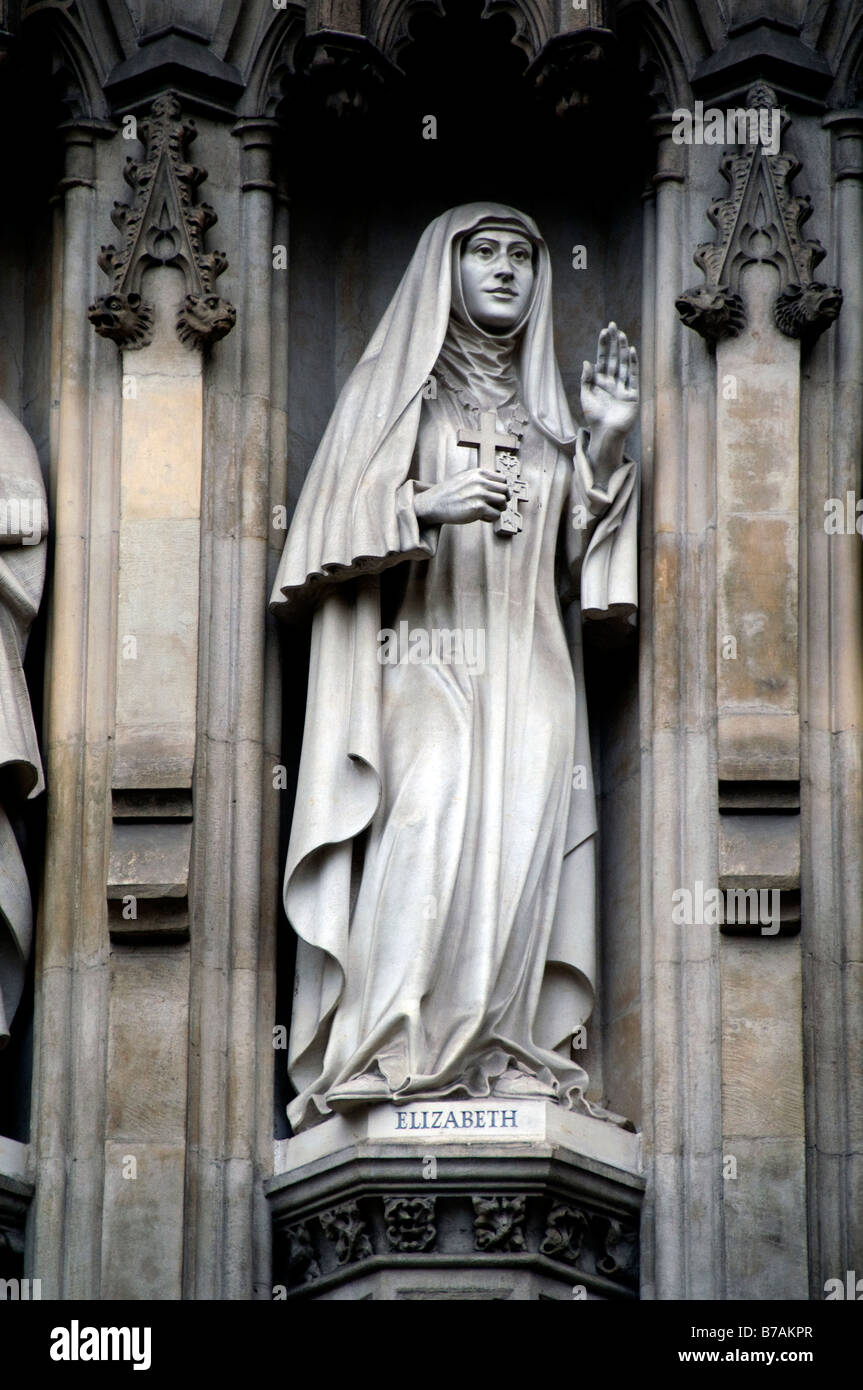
[266,1100,644,1301]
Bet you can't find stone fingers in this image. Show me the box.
[627,345,639,397]
[606,322,619,377]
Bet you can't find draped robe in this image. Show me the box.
[0,397,47,1047]
[270,205,638,1132]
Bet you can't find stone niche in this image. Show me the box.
[269,4,650,1302]
[274,1,649,1151]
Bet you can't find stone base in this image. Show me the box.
[266,1101,644,1301]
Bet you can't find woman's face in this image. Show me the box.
[460,228,535,332]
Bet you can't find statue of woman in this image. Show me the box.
[271,204,639,1133]
[0,396,47,1050]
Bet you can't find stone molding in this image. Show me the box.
[269,1148,643,1300]
[88,92,236,351]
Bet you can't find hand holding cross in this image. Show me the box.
[456,410,529,536]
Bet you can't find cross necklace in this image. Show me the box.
[456,410,528,535]
[441,381,529,535]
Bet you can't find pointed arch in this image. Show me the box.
[619,0,690,114]
[480,0,551,63]
[21,1,112,119]
[832,7,863,107]
[239,4,304,118]
[368,0,445,69]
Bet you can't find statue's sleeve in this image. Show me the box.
[394,476,441,556]
[565,428,638,620]
[270,372,441,621]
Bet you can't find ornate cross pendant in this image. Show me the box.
[494,451,529,535]
[457,409,528,537]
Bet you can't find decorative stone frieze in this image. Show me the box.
[268,1133,643,1301]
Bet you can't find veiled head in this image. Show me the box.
[459,226,536,332]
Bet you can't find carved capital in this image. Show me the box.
[88,93,236,351]
[823,109,863,183]
[678,83,842,345]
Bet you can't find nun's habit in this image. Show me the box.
[271,204,638,1131]
[0,397,47,1047]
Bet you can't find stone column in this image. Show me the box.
[670,90,841,1297]
[714,260,808,1300]
[804,108,863,1295]
[31,116,118,1299]
[182,116,280,1300]
[640,113,724,1300]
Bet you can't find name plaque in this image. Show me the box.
[275,1099,642,1176]
[366,1099,545,1142]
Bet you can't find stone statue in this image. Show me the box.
[0,398,47,1048]
[271,204,639,1132]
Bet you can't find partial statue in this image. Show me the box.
[271,204,639,1132]
[0,398,47,1048]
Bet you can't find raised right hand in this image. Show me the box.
[413,469,510,527]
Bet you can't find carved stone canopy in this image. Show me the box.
[525,27,617,118]
[88,93,236,351]
[293,30,395,118]
[676,83,842,345]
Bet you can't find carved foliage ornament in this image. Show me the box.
[318,1201,373,1266]
[676,83,842,345]
[540,1201,589,1264]
[89,94,236,351]
[282,1221,321,1284]
[274,1193,639,1294]
[383,1196,437,1252]
[472,1194,526,1252]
